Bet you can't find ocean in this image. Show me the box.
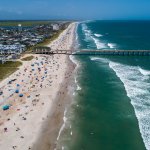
[57,20,150,150]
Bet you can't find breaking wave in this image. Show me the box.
[108,43,116,49]
[90,57,150,150]
[94,34,103,37]
[81,24,107,49]
[81,23,117,50]
[139,68,150,76]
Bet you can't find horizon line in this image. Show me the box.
[0,19,150,21]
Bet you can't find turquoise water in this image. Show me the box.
[58,21,150,150]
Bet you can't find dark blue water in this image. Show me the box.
[78,20,150,50]
[58,21,150,150]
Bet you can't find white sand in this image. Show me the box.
[0,23,77,150]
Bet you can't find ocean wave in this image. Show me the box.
[91,36,106,49]
[81,23,107,49]
[90,57,109,63]
[69,55,80,69]
[108,61,150,150]
[75,77,77,83]
[82,24,91,35]
[77,84,82,91]
[81,23,117,50]
[69,55,82,94]
[139,68,150,76]
[94,34,103,37]
[81,24,93,42]
[108,43,116,49]
[74,22,80,49]
[57,108,67,141]
[91,56,150,149]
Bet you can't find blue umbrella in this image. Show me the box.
[2,105,10,111]
[15,89,19,93]
[16,84,20,87]
[19,94,24,97]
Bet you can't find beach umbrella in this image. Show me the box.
[2,105,10,111]
[19,94,24,97]
[16,84,20,87]
[15,89,19,93]
[8,81,12,84]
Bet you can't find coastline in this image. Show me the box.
[32,22,78,150]
[0,22,77,150]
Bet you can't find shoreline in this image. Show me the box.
[0,22,77,150]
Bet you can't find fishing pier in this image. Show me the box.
[32,46,150,56]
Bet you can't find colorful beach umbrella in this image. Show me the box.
[2,105,10,111]
[15,89,19,93]
[19,94,24,97]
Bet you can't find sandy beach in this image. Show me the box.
[0,22,77,150]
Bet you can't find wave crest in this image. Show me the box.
[108,61,150,150]
[139,68,150,76]
[94,34,103,37]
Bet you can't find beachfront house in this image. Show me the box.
[0,45,26,55]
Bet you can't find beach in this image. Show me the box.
[0,22,77,150]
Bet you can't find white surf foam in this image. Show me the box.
[90,57,150,149]
[82,23,107,49]
[94,34,103,37]
[77,84,82,91]
[139,68,150,76]
[108,43,115,49]
[108,61,150,150]
[90,57,109,64]
[57,108,67,141]
[69,55,80,69]
[81,24,92,42]
[75,77,77,83]
[91,36,106,49]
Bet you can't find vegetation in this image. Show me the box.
[0,61,22,81]
[0,21,52,27]
[37,29,64,46]
[26,29,65,52]
[21,56,34,61]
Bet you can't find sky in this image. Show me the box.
[0,0,150,20]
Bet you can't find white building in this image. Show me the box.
[52,24,59,31]
[18,24,22,32]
